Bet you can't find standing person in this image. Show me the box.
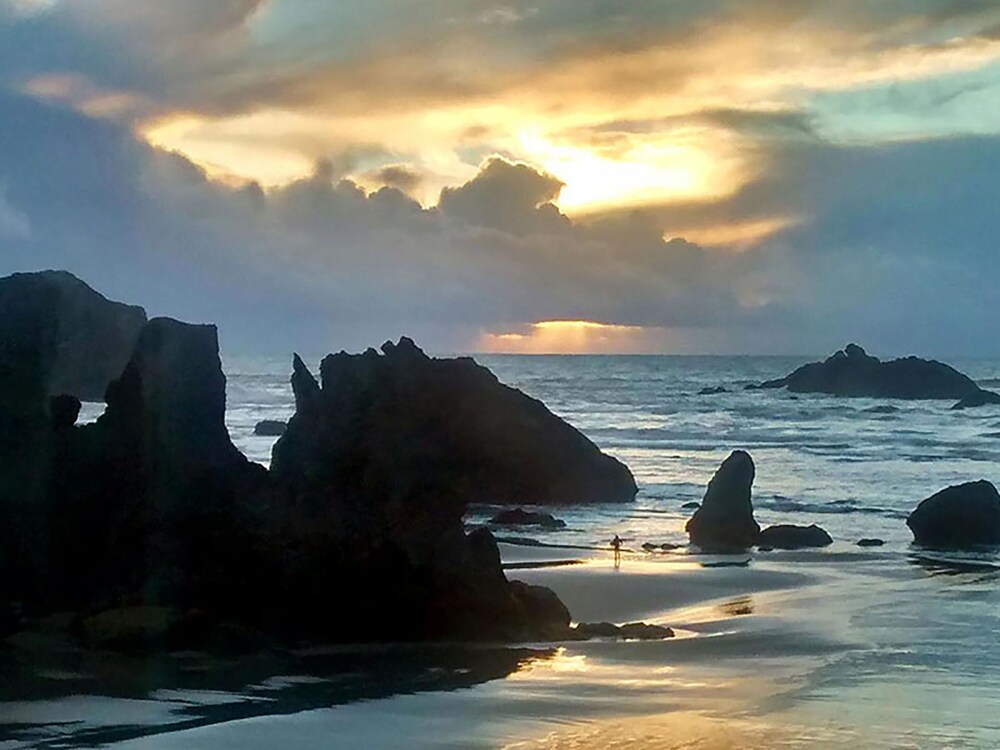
[612,534,623,567]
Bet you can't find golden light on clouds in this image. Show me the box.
[673,216,803,250]
[144,113,317,186]
[517,130,736,213]
[479,320,672,354]
[119,6,1000,252]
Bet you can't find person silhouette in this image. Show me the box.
[612,534,623,567]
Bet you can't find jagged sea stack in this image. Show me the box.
[274,337,636,506]
[266,339,608,640]
[686,450,760,551]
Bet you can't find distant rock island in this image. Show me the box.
[756,343,996,404]
[0,270,636,648]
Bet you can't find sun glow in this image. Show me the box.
[479,320,674,354]
[517,131,734,213]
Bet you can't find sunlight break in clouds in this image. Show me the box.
[479,321,675,355]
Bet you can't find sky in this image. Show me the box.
[2,0,1000,355]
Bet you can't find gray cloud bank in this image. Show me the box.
[1,88,1000,356]
[2,0,1000,355]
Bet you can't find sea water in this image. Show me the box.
[11,353,1000,748]
[226,353,1000,549]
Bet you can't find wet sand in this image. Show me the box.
[3,543,1000,748]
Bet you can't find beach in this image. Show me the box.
[5,353,1000,748]
[5,536,1000,749]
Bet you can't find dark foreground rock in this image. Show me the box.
[43,317,270,616]
[490,508,567,529]
[4,320,577,645]
[907,480,1000,548]
[253,419,288,436]
[756,524,833,549]
[268,339,608,640]
[951,390,1000,410]
[573,621,674,640]
[0,270,146,401]
[273,338,636,507]
[757,343,982,400]
[685,450,760,550]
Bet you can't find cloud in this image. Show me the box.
[0,182,30,239]
[2,3,1000,355]
[369,164,424,195]
[438,157,567,233]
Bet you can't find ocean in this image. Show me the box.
[14,353,1000,748]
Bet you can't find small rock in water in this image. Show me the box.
[490,508,567,529]
[574,621,674,640]
[907,480,1000,548]
[681,501,700,510]
[641,541,681,552]
[698,386,728,396]
[253,419,287,436]
[756,524,833,549]
[857,538,885,547]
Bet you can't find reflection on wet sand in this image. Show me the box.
[0,645,554,748]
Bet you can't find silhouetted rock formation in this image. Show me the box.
[3,318,583,646]
[698,386,728,395]
[951,390,1000,410]
[685,450,760,551]
[757,344,982,400]
[0,270,146,401]
[253,419,287,436]
[756,524,832,549]
[268,339,608,640]
[274,338,635,506]
[490,508,567,529]
[907,480,1000,548]
[43,318,270,616]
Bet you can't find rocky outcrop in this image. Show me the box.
[0,270,146,401]
[253,419,287,436]
[698,386,728,395]
[757,344,981,400]
[489,508,567,529]
[951,390,1000,410]
[907,480,1000,548]
[273,338,635,506]
[756,524,833,549]
[4,318,580,645]
[685,451,760,550]
[267,339,598,640]
[42,318,270,615]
